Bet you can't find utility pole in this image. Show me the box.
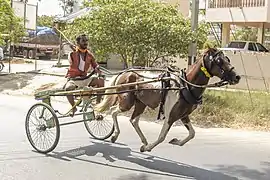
[188,0,200,67]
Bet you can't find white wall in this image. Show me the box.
[206,7,268,22]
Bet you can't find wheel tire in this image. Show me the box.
[25,102,60,154]
[28,50,36,59]
[83,101,114,140]
[23,50,28,59]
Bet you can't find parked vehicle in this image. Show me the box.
[10,26,60,60]
[219,41,269,53]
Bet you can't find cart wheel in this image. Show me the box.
[25,102,60,154]
[83,101,114,140]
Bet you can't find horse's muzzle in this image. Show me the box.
[227,71,241,85]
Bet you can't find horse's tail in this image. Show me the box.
[94,74,119,112]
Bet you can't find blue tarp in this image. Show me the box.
[27,26,57,37]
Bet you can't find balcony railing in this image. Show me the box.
[208,0,266,8]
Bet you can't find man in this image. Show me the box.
[64,34,104,116]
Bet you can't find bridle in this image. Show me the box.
[202,50,235,82]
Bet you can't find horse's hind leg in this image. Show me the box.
[110,105,122,143]
[140,117,174,152]
[130,100,148,145]
[169,116,195,146]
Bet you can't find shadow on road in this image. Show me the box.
[0,73,35,92]
[45,140,238,180]
[206,162,270,180]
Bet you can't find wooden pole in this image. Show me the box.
[53,77,173,96]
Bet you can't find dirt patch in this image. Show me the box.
[0,73,36,92]
[0,73,66,96]
[36,83,58,91]
[2,58,33,64]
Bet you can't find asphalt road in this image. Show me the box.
[0,94,270,180]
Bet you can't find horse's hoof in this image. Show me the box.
[111,136,117,143]
[169,138,179,145]
[140,145,146,152]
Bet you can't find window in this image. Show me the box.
[228,41,246,49]
[256,43,268,52]
[248,43,256,51]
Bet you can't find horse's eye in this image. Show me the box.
[216,58,222,65]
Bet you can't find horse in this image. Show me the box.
[94,47,241,152]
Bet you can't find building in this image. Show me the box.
[205,0,269,47]
[154,0,190,17]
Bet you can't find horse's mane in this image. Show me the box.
[185,47,216,76]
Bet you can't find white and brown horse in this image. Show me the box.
[95,48,241,152]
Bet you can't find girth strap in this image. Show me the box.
[179,69,202,105]
[157,72,171,120]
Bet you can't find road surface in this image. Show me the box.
[0,94,270,180]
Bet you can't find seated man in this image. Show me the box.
[64,34,105,116]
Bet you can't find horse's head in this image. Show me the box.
[202,47,241,85]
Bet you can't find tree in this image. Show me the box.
[37,15,55,27]
[64,0,209,66]
[0,0,25,45]
[59,0,77,15]
[233,27,258,42]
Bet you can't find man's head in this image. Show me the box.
[76,34,88,50]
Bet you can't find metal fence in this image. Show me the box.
[208,0,266,8]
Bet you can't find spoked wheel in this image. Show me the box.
[25,102,60,154]
[83,101,114,140]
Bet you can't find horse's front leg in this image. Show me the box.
[140,117,174,152]
[169,116,195,146]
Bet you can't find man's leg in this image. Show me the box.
[87,76,105,104]
[64,80,77,116]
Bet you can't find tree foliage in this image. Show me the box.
[64,0,209,66]
[37,15,56,27]
[233,27,258,42]
[0,0,25,45]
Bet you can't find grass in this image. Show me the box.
[190,89,270,131]
[141,89,270,132]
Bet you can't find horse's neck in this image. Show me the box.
[185,60,210,97]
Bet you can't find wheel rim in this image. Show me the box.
[26,104,59,152]
[83,102,114,139]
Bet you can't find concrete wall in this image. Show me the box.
[170,51,270,91]
[206,7,268,22]
[106,54,125,70]
[205,0,270,23]
[212,50,270,91]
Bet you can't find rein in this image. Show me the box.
[100,66,229,89]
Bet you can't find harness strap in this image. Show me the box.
[157,72,171,120]
[179,69,202,105]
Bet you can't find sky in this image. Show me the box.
[27,0,83,16]
[26,0,206,16]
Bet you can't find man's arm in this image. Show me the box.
[87,52,101,74]
[68,52,73,65]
